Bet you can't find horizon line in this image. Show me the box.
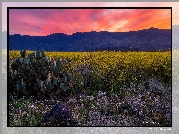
[8,27,171,36]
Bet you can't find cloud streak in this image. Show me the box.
[9,8,171,36]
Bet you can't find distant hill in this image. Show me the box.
[2,31,7,49]
[173,25,179,49]
[6,27,174,51]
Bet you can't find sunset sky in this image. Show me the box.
[2,2,179,35]
[9,8,171,36]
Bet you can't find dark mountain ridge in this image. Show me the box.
[8,27,171,51]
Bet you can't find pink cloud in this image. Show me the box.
[9,8,171,36]
[3,2,179,33]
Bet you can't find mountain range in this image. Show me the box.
[2,26,177,51]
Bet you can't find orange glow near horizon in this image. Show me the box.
[9,9,171,36]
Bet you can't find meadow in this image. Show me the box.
[8,50,172,126]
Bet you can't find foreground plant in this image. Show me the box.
[9,50,72,99]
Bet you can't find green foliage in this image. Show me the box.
[9,50,171,96]
[9,50,72,99]
[20,49,26,58]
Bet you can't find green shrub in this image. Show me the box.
[9,50,72,99]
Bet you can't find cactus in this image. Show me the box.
[20,49,26,58]
[9,50,72,99]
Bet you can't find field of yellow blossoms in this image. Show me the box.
[9,50,171,88]
[8,50,172,126]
